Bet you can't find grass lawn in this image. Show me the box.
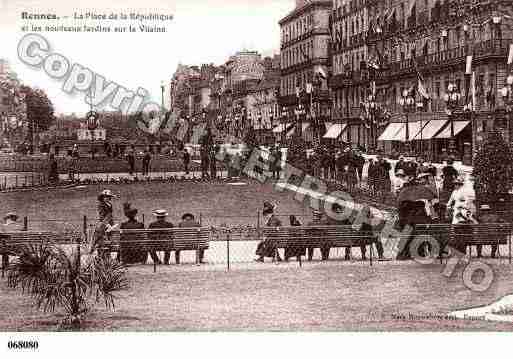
[1,261,513,331]
[0,180,311,231]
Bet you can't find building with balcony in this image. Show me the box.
[366,0,513,162]
[279,0,332,143]
[329,0,372,147]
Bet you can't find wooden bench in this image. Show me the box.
[451,223,511,261]
[410,223,512,262]
[262,225,378,265]
[0,231,67,276]
[105,228,210,268]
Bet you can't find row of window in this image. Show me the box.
[331,10,366,43]
[281,40,315,69]
[333,47,367,74]
[281,70,315,96]
[331,67,502,115]
[281,13,315,44]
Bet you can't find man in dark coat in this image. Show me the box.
[148,209,174,265]
[127,150,135,175]
[119,204,146,264]
[183,148,191,174]
[142,149,151,176]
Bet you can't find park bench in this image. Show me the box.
[451,223,512,262]
[0,231,67,276]
[411,223,512,262]
[262,225,378,265]
[105,227,210,269]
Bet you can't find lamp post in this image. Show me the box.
[366,93,378,150]
[294,103,306,139]
[500,74,513,143]
[281,107,288,144]
[443,83,462,157]
[398,88,415,155]
[311,74,322,145]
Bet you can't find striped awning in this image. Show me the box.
[378,122,404,141]
[435,121,471,139]
[412,120,448,140]
[323,124,347,139]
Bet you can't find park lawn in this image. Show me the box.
[1,261,513,331]
[0,180,311,231]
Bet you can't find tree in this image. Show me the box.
[6,243,128,329]
[473,131,513,203]
[20,86,55,132]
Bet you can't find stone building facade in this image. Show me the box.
[279,0,332,143]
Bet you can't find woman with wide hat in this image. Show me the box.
[255,201,282,262]
[91,189,118,258]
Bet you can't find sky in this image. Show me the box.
[0,0,295,115]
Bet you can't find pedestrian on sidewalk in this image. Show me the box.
[183,147,191,175]
[126,149,135,176]
[142,149,151,177]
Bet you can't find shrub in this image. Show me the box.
[6,243,129,328]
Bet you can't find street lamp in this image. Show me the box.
[398,88,415,155]
[366,93,378,150]
[160,80,166,110]
[443,83,462,157]
[281,107,288,144]
[500,74,513,142]
[294,103,306,138]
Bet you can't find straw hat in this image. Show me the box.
[480,204,491,211]
[153,209,169,217]
[100,189,116,198]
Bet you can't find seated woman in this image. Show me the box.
[255,202,282,262]
[284,215,306,262]
[119,203,147,265]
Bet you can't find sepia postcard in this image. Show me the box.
[1,0,513,356]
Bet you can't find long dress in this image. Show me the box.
[119,219,146,264]
[256,214,282,258]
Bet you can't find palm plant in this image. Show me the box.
[6,243,129,328]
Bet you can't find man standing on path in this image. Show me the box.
[183,147,191,175]
[142,149,151,177]
[127,149,135,176]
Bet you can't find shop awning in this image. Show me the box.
[323,123,347,139]
[378,122,404,141]
[435,121,471,139]
[272,123,291,133]
[394,122,422,142]
[412,120,448,140]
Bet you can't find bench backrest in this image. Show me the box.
[451,223,511,246]
[262,226,376,248]
[108,228,209,251]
